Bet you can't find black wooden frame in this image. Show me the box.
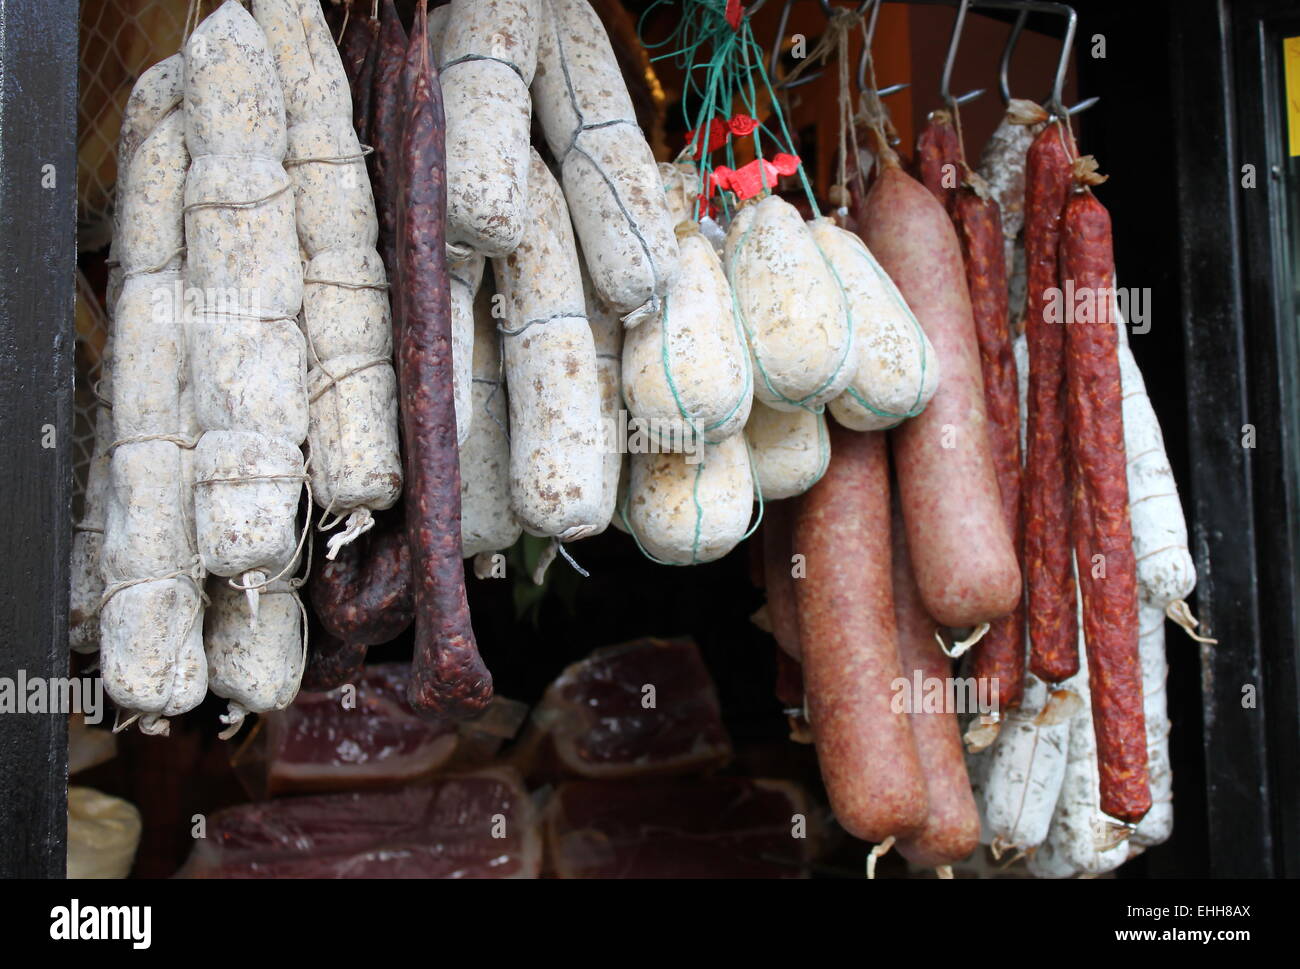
[1171,0,1300,877]
[0,0,79,877]
[1228,0,1300,877]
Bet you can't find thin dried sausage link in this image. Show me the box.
[301,630,368,692]
[954,184,1024,711]
[370,0,408,295]
[1060,184,1150,824]
[1023,122,1078,683]
[305,0,409,681]
[309,511,413,645]
[338,6,379,145]
[916,110,961,213]
[398,7,491,720]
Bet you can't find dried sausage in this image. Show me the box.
[795,424,926,842]
[1023,122,1078,682]
[863,155,1020,626]
[397,7,491,719]
[1060,181,1149,823]
[953,178,1024,710]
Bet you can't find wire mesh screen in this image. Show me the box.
[78,0,188,250]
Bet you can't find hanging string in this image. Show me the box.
[637,0,820,217]
[182,0,203,47]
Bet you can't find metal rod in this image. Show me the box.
[753,0,1095,114]
[859,0,910,97]
[998,9,1027,104]
[939,0,985,111]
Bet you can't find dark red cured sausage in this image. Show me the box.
[953,182,1024,712]
[916,110,961,213]
[1023,122,1079,683]
[337,4,378,144]
[301,631,368,692]
[397,7,491,720]
[370,0,408,290]
[762,499,801,661]
[795,425,926,843]
[891,505,980,867]
[865,157,1021,627]
[309,512,413,646]
[1060,183,1149,824]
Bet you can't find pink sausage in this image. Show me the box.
[864,160,1021,627]
[795,424,927,843]
[891,505,981,867]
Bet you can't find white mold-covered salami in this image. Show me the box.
[204,574,304,738]
[1024,830,1080,879]
[100,579,206,727]
[724,196,855,411]
[660,162,702,225]
[1117,319,1196,608]
[98,93,206,733]
[440,0,538,256]
[185,1,306,586]
[428,2,451,50]
[461,278,521,558]
[106,56,186,318]
[585,263,625,536]
[184,1,288,160]
[70,385,113,654]
[624,434,754,565]
[980,669,1073,855]
[450,252,485,445]
[188,303,308,440]
[304,352,401,510]
[1133,601,1172,848]
[812,218,940,431]
[745,402,828,500]
[492,150,602,540]
[299,249,390,361]
[253,0,401,547]
[72,57,187,654]
[622,225,751,449]
[184,155,303,331]
[193,430,303,578]
[532,0,678,319]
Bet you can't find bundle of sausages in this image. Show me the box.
[88,7,1198,882]
[762,101,1195,875]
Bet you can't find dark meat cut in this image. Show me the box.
[246,663,528,796]
[177,768,540,878]
[545,777,815,878]
[259,663,459,795]
[514,637,732,780]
